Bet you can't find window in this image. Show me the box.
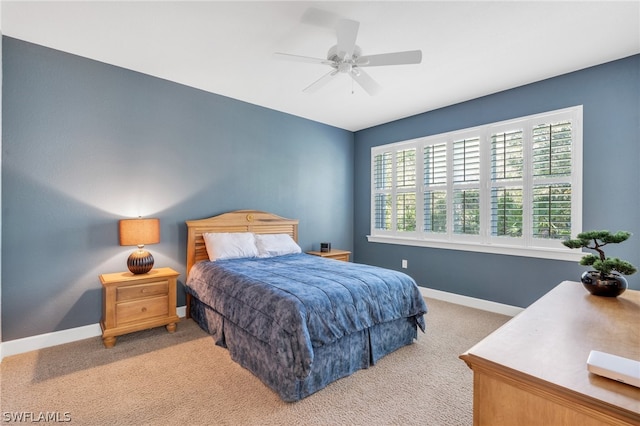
[369,106,583,261]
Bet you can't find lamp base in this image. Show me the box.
[127,249,154,274]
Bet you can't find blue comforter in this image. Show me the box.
[186,253,427,379]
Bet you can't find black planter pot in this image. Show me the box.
[580,271,628,297]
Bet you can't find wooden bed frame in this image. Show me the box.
[185,210,298,318]
[184,209,424,401]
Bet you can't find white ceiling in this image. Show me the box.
[2,1,639,131]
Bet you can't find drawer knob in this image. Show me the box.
[141,307,147,312]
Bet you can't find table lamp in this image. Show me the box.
[119,217,160,274]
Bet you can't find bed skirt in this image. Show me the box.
[190,295,419,402]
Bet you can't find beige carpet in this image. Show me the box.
[1,298,509,425]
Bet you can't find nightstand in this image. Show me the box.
[100,267,180,348]
[306,249,351,262]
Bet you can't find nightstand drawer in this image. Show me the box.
[117,281,168,302]
[116,295,169,325]
[330,253,350,262]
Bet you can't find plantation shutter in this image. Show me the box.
[490,129,524,237]
[531,120,573,239]
[373,151,392,231]
[452,137,480,235]
[423,143,447,233]
[453,137,480,182]
[396,149,416,232]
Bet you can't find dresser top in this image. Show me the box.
[461,281,640,416]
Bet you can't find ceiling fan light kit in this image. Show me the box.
[275,11,422,96]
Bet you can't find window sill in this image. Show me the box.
[366,235,584,262]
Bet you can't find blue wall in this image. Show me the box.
[2,35,638,341]
[354,55,640,307]
[1,37,354,341]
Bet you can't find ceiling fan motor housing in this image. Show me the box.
[328,45,362,64]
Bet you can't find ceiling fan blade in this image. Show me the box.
[303,70,339,93]
[274,52,333,65]
[350,68,382,96]
[357,50,423,67]
[300,7,340,28]
[336,18,359,59]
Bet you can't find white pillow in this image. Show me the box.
[202,232,260,261]
[255,233,301,258]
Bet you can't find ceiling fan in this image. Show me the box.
[274,12,422,96]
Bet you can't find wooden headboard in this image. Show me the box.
[185,210,299,276]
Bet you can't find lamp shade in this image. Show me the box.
[119,218,160,246]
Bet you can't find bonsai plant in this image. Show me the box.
[562,230,637,296]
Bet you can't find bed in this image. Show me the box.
[184,210,428,402]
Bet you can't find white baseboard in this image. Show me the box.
[0,306,187,361]
[1,294,518,361]
[419,287,524,317]
[0,323,102,360]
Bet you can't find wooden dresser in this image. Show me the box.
[460,281,640,426]
[100,267,180,348]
